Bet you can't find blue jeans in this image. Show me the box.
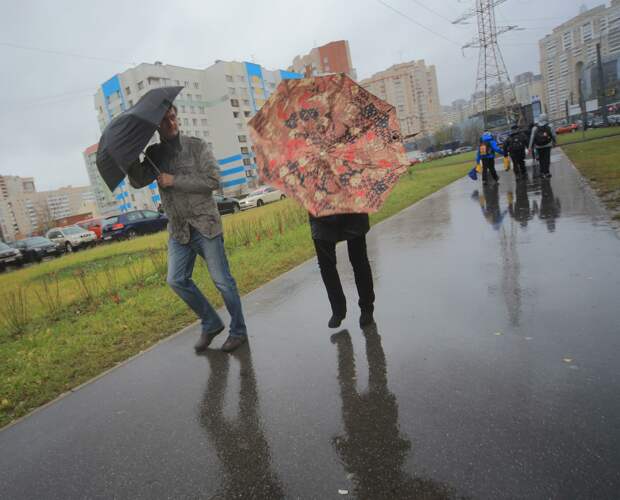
[167,228,247,338]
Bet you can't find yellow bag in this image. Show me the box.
[503,156,511,171]
[476,162,482,173]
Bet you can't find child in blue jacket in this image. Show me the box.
[476,131,504,184]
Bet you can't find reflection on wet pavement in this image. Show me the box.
[331,326,456,499]
[199,346,285,499]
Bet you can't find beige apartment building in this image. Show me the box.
[359,61,442,137]
[289,40,357,79]
[539,0,620,121]
[0,175,95,241]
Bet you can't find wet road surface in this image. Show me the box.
[1,150,619,499]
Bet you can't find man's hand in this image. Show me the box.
[157,173,175,188]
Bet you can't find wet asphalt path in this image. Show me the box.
[1,150,619,499]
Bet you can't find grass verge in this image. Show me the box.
[0,160,470,428]
[561,134,620,220]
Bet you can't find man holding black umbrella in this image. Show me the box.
[127,104,248,353]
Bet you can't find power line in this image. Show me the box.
[374,0,462,46]
[406,0,460,24]
[0,41,136,66]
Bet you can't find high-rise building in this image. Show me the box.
[539,0,620,121]
[83,143,120,216]
[289,40,357,79]
[0,176,95,241]
[513,72,545,107]
[93,60,301,204]
[359,61,442,137]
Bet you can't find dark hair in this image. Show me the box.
[168,103,178,114]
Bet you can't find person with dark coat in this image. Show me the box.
[310,213,375,328]
[528,114,557,179]
[504,124,529,181]
[475,131,504,184]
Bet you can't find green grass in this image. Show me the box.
[422,151,476,168]
[557,126,620,145]
[562,134,620,217]
[0,159,470,428]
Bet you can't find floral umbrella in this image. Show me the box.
[248,74,409,217]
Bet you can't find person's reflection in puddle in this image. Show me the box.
[538,178,561,232]
[330,327,455,499]
[507,180,533,228]
[472,183,507,230]
[199,346,285,499]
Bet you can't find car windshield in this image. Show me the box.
[24,237,52,247]
[249,188,266,196]
[104,216,119,227]
[0,242,11,251]
[63,226,83,235]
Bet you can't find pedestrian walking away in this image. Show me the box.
[529,114,557,179]
[476,131,504,184]
[504,124,529,181]
[128,105,248,353]
[310,213,376,329]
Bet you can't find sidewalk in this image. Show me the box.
[1,150,619,499]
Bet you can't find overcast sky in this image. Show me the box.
[0,0,600,190]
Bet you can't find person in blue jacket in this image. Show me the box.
[475,131,504,184]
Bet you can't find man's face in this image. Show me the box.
[159,107,179,140]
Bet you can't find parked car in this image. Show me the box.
[239,186,286,210]
[9,237,64,263]
[0,241,23,272]
[102,209,168,241]
[46,225,97,252]
[214,194,241,215]
[607,114,620,126]
[78,217,105,240]
[556,123,578,134]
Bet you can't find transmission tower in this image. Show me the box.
[454,0,522,129]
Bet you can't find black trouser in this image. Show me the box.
[313,236,375,317]
[537,147,551,176]
[510,152,527,178]
[482,157,498,182]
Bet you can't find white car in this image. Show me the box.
[239,186,286,210]
[46,225,97,253]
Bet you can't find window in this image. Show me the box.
[190,106,195,114]
[243,99,250,106]
[229,87,236,95]
[137,81,144,90]
[562,31,573,51]
[240,146,249,154]
[198,106,205,114]
[180,105,186,113]
[207,142,213,149]
[203,130,210,137]
[184,81,189,87]
[142,210,159,219]
[237,123,244,129]
[193,82,199,89]
[192,118,198,126]
[237,75,245,82]
[231,99,240,107]
[244,111,251,117]
[201,119,208,126]
[582,22,593,43]
[187,94,192,100]
[175,80,180,85]
[225,74,233,82]
[128,100,134,107]
[238,135,247,143]
[125,86,131,95]
[183,118,189,126]
[126,212,143,222]
[243,158,251,166]
[196,94,202,100]
[233,111,240,118]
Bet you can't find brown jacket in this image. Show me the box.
[128,134,222,243]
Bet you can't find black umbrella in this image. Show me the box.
[96,86,183,191]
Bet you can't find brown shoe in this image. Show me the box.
[194,325,225,353]
[221,335,247,353]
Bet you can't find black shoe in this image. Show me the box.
[359,311,375,328]
[328,313,346,329]
[221,335,247,353]
[194,325,225,352]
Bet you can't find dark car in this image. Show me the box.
[102,209,168,241]
[0,241,23,272]
[9,237,64,263]
[214,194,240,215]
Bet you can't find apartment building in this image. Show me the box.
[539,0,620,121]
[359,61,442,136]
[93,61,302,205]
[289,40,357,79]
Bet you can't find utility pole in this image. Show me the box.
[455,0,521,130]
[579,77,587,140]
[596,42,609,126]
